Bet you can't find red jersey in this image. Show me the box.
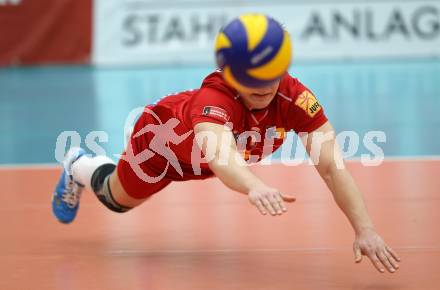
[128,71,327,181]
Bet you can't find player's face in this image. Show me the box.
[237,79,281,110]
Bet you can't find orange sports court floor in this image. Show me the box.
[1,62,439,289]
[1,160,439,290]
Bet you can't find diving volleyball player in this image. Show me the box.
[52,14,400,273]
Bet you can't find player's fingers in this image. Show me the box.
[377,251,396,273]
[280,193,296,203]
[384,249,400,270]
[261,197,276,216]
[367,251,385,273]
[274,193,287,212]
[268,194,283,215]
[353,243,362,263]
[254,200,267,216]
[386,245,401,262]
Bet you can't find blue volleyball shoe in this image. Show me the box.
[52,147,86,224]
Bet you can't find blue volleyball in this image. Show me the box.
[215,14,292,91]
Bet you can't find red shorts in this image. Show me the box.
[117,156,172,199]
[116,106,174,199]
[116,105,214,199]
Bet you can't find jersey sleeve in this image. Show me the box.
[188,87,239,127]
[287,80,328,133]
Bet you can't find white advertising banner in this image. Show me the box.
[93,0,440,65]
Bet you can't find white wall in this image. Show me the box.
[93,0,440,65]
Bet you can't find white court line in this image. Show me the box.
[346,155,440,162]
[107,246,440,256]
[0,155,439,170]
[0,163,59,170]
[269,155,440,163]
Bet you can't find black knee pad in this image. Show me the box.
[91,163,116,193]
[91,164,131,213]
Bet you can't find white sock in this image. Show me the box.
[71,155,115,190]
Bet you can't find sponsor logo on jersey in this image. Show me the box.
[202,106,230,122]
[295,91,321,117]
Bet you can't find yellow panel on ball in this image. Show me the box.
[246,31,292,80]
[239,14,269,51]
[215,32,232,51]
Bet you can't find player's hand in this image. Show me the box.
[248,186,296,216]
[353,228,401,273]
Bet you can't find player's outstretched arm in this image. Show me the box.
[304,121,401,273]
[194,122,295,216]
